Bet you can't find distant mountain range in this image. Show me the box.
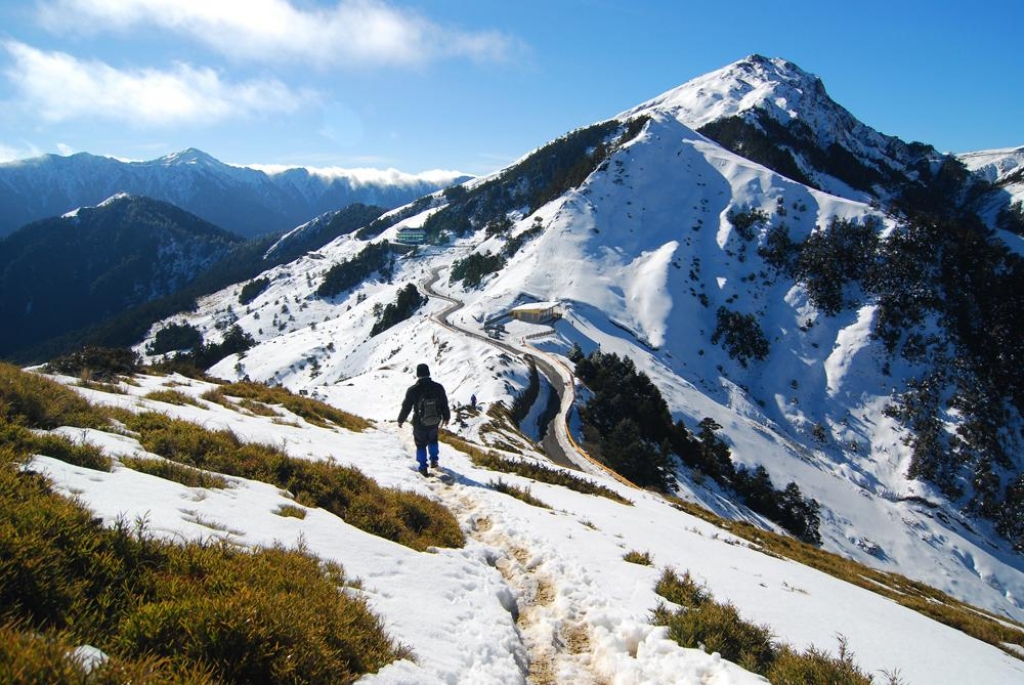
[0,194,391,360]
[0,148,469,238]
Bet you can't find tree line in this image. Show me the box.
[760,210,1024,549]
[572,348,821,544]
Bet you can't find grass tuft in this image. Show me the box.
[201,382,371,431]
[654,569,871,682]
[443,432,631,505]
[143,389,202,407]
[489,478,551,509]
[275,503,307,519]
[623,550,653,566]
[120,456,229,489]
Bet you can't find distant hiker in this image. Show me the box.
[398,363,451,476]
[470,394,477,410]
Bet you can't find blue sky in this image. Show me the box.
[0,0,1020,175]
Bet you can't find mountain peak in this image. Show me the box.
[621,54,946,203]
[622,54,828,131]
[158,148,222,168]
[97,191,133,206]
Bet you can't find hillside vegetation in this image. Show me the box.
[4,358,1023,677]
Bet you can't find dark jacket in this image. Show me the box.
[398,377,451,428]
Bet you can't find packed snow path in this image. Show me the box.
[428,475,604,684]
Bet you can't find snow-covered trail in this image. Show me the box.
[416,465,763,685]
[427,474,602,684]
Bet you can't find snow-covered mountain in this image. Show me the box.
[623,54,1004,219]
[958,145,1024,241]
[12,54,1013,681]
[960,146,1024,186]
[0,149,470,238]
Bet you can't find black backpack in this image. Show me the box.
[417,391,442,427]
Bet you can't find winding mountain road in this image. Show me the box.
[420,265,585,471]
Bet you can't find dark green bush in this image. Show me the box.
[370,283,425,336]
[574,351,681,490]
[45,347,142,382]
[238,277,272,305]
[317,241,393,299]
[711,306,770,366]
[146,322,203,355]
[449,251,506,288]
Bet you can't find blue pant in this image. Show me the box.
[413,425,440,468]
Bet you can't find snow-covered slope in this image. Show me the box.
[957,146,1024,248]
[0,149,469,238]
[115,56,1024,678]
[32,371,1023,684]
[137,111,1024,628]
[960,146,1024,185]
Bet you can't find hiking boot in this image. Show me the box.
[430,459,439,469]
[418,465,428,476]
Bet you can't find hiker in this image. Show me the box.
[397,363,450,476]
[470,393,477,410]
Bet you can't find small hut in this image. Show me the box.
[509,301,560,324]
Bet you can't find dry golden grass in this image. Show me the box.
[202,381,371,431]
[1,452,407,684]
[655,570,872,683]
[667,496,1024,660]
[442,432,631,505]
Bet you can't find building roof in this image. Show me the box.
[510,301,559,312]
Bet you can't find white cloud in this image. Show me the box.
[3,41,315,126]
[38,0,521,67]
[0,141,43,163]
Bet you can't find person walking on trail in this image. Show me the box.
[398,363,451,476]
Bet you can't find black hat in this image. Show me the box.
[416,363,430,378]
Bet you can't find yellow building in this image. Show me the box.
[509,301,560,324]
